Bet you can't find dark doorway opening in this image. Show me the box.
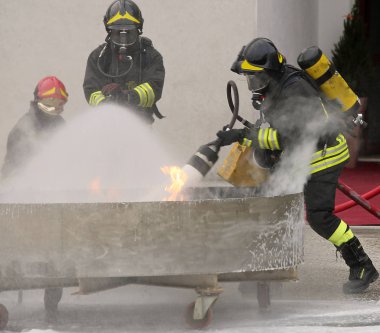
[360,0,380,156]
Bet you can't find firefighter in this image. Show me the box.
[83,0,165,124]
[217,37,378,294]
[1,76,68,179]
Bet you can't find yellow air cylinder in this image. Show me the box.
[297,46,360,114]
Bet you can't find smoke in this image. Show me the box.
[262,140,317,196]
[259,95,343,197]
[0,105,179,203]
[0,93,346,203]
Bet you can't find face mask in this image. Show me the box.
[110,29,138,47]
[37,98,65,116]
[245,72,271,92]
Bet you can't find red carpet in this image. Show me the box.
[335,162,380,226]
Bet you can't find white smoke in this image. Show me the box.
[0,105,179,203]
[261,139,317,196]
[259,95,343,197]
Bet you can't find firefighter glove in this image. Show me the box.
[101,83,121,97]
[240,127,259,147]
[217,128,246,147]
[122,89,140,106]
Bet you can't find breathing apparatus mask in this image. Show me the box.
[97,28,139,79]
[37,98,66,116]
[245,72,271,110]
[110,28,139,53]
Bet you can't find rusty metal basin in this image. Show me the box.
[0,187,304,292]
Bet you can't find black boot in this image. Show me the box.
[338,236,379,294]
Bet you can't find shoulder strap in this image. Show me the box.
[277,65,322,96]
[140,36,153,48]
[280,65,303,87]
[263,66,320,116]
[268,66,302,102]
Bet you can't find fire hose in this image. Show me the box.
[183,81,241,178]
[213,80,240,144]
[201,80,240,149]
[226,80,252,129]
[335,181,380,219]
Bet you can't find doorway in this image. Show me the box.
[360,0,380,155]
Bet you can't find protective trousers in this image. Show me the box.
[304,167,348,242]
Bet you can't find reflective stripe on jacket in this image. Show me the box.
[309,133,349,174]
[89,91,106,106]
[257,128,281,150]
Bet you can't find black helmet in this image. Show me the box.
[231,38,285,75]
[104,0,144,32]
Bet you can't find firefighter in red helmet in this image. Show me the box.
[217,37,378,294]
[83,0,165,124]
[1,76,68,179]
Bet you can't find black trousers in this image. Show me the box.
[304,167,345,240]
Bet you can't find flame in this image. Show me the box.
[161,166,188,201]
[89,177,121,201]
[90,177,102,195]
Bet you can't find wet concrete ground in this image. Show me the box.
[280,225,380,301]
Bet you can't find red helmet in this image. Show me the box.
[34,76,68,101]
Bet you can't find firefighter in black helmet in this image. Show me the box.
[83,0,165,124]
[217,37,378,294]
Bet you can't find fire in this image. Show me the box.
[89,177,121,201]
[161,166,188,201]
[90,177,102,195]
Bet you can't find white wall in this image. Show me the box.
[0,0,256,169]
[318,0,354,58]
[141,0,257,163]
[256,0,318,65]
[0,0,355,178]
[255,0,354,65]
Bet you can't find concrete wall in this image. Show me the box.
[257,0,318,65]
[256,0,353,63]
[0,0,355,177]
[318,0,354,58]
[0,0,256,168]
[256,0,318,65]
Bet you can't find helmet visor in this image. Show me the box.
[245,72,271,92]
[110,29,138,46]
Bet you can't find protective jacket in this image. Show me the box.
[244,65,349,176]
[228,37,378,292]
[83,37,165,124]
[1,103,65,179]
